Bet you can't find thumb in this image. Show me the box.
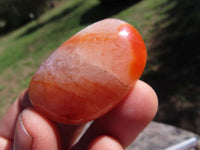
[14,108,61,150]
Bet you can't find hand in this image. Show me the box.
[0,80,158,150]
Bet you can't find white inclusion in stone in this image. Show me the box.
[119,29,129,37]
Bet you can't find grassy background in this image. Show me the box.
[0,0,199,133]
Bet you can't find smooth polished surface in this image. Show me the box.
[29,19,147,124]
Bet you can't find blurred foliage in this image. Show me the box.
[142,0,200,133]
[99,0,138,5]
[0,0,57,33]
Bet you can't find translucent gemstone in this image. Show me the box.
[28,18,147,124]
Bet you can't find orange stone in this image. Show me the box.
[28,19,147,124]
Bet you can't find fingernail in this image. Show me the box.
[14,114,33,150]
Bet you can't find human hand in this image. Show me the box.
[0,80,158,150]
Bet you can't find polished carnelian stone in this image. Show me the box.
[28,19,147,124]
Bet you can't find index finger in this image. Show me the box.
[0,90,85,150]
[0,89,30,150]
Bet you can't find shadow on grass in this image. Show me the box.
[18,0,141,38]
[80,0,141,25]
[18,1,83,38]
[142,0,200,133]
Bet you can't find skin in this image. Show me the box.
[0,80,158,150]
